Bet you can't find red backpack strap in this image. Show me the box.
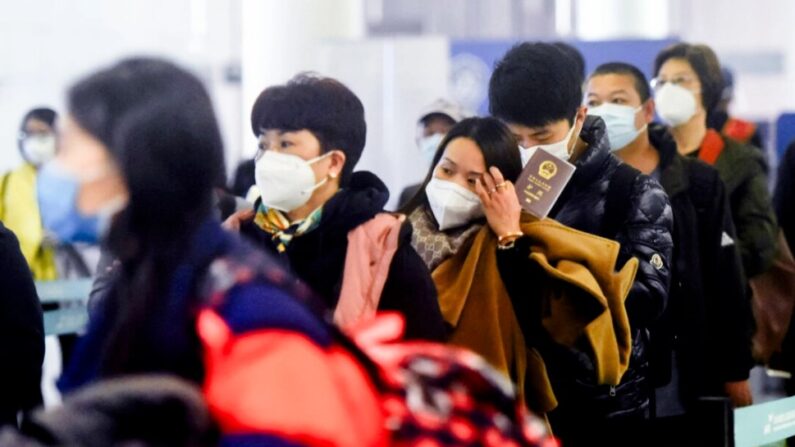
[698,129,726,166]
[723,117,757,144]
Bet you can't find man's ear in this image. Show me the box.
[328,150,347,179]
[643,98,656,124]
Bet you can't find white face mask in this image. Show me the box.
[519,115,581,166]
[417,133,444,165]
[425,177,483,231]
[654,83,697,127]
[255,150,333,212]
[22,134,57,166]
[588,103,647,151]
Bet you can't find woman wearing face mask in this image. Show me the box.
[653,43,778,280]
[0,108,60,280]
[227,73,446,341]
[401,117,639,420]
[55,59,391,446]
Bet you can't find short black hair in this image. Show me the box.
[401,117,523,215]
[590,62,652,102]
[20,107,57,131]
[552,41,586,82]
[250,73,366,185]
[654,43,724,112]
[489,42,582,128]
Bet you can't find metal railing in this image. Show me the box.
[36,279,92,336]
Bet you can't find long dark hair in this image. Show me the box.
[67,58,225,378]
[401,116,523,214]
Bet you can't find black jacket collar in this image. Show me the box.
[316,171,389,234]
[648,123,689,197]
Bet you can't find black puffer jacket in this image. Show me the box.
[539,117,673,424]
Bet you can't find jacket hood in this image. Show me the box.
[319,171,390,235]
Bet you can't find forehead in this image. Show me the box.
[505,118,569,136]
[588,73,638,95]
[258,129,313,140]
[586,73,643,102]
[442,137,485,170]
[658,58,696,77]
[25,118,53,132]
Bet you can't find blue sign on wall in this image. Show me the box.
[450,38,678,116]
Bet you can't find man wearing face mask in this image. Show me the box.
[489,43,674,445]
[227,74,446,341]
[397,99,467,208]
[653,43,777,281]
[587,62,753,442]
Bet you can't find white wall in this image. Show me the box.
[676,0,795,122]
[0,0,242,176]
[241,0,450,209]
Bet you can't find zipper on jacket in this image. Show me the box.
[609,385,617,397]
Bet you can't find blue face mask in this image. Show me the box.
[37,161,104,244]
[417,133,445,165]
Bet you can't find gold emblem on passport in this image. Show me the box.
[538,160,558,180]
[515,148,576,219]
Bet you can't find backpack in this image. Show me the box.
[198,244,558,446]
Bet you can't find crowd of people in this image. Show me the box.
[1,39,794,447]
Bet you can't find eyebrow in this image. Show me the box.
[442,157,484,176]
[666,71,693,78]
[441,156,458,167]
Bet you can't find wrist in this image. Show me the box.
[497,231,523,246]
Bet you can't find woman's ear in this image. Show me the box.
[328,150,347,179]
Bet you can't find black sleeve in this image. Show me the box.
[701,173,754,382]
[775,143,795,255]
[0,223,44,427]
[495,236,545,342]
[377,224,446,342]
[618,177,674,330]
[87,248,119,318]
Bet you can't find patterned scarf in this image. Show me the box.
[254,202,323,253]
[408,206,482,272]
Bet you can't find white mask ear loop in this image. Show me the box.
[304,151,337,193]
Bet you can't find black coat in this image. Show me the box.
[240,171,446,342]
[0,221,44,427]
[500,117,674,426]
[648,124,752,404]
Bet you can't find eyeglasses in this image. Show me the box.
[650,75,697,91]
[17,130,53,141]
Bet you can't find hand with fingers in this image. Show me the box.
[222,208,255,232]
[475,166,523,246]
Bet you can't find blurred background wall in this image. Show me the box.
[3,0,795,207]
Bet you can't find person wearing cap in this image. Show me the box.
[398,98,467,207]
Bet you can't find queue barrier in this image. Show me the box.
[735,394,795,447]
[36,279,92,336]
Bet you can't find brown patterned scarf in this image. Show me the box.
[408,206,482,272]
